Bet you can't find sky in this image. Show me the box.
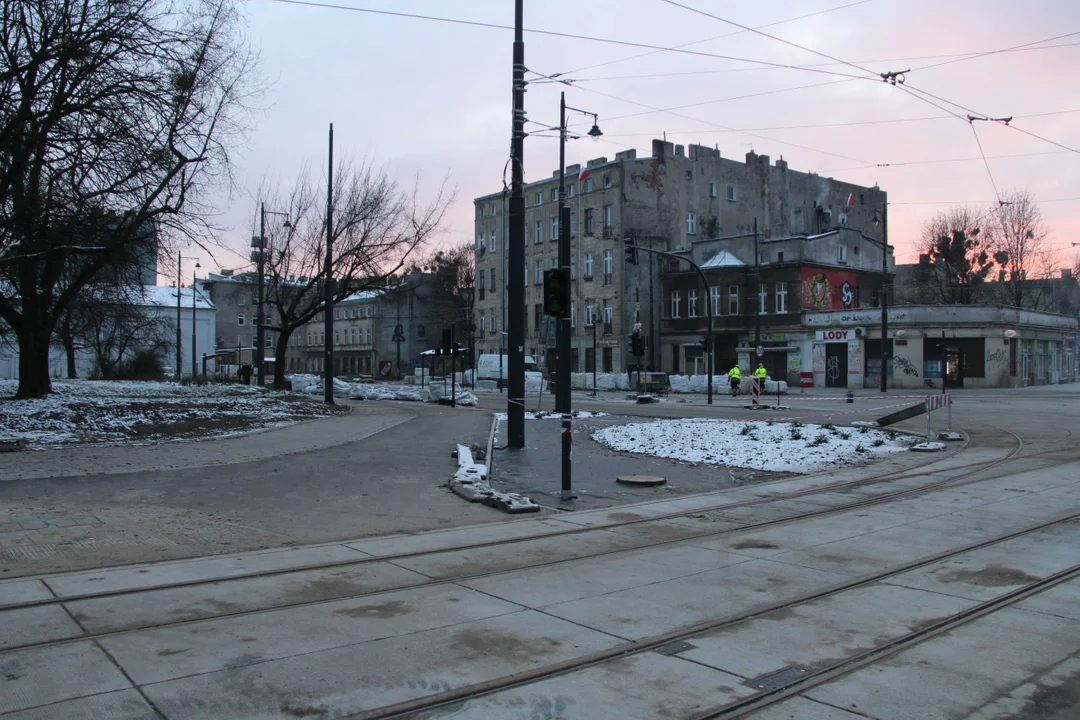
[181,0,1080,283]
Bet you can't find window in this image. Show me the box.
[551,188,558,203]
[602,250,612,285]
[727,185,737,202]
[838,245,848,264]
[238,294,246,306]
[584,252,594,279]
[603,299,612,327]
[551,216,559,240]
[535,220,543,244]
[534,304,542,334]
[490,202,496,216]
[603,174,611,188]
[584,177,594,193]
[585,302,595,325]
[758,251,769,264]
[365,328,372,344]
[551,257,558,272]
[479,205,485,218]
[478,282,485,301]
[535,260,543,284]
[489,268,496,291]
[776,282,788,313]
[237,313,245,326]
[602,204,612,228]
[686,169,693,180]
[477,233,484,250]
[570,211,577,237]
[266,334,273,348]
[777,251,785,263]
[570,301,576,327]
[489,231,496,252]
[567,184,575,198]
[688,290,698,317]
[584,208,594,235]
[687,212,697,235]
[709,181,717,198]
[728,285,739,315]
[671,290,681,318]
[353,328,359,344]
[524,261,528,286]
[759,283,768,314]
[570,256,576,280]
[479,310,486,332]
[710,286,721,316]
[535,191,543,206]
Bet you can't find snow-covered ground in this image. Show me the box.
[0,379,344,448]
[593,419,911,474]
[494,410,609,420]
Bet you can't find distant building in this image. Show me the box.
[196,271,277,375]
[473,139,886,373]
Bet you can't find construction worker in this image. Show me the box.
[728,364,742,396]
[755,362,769,387]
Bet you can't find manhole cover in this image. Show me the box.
[653,641,695,656]
[616,475,667,486]
[745,665,807,692]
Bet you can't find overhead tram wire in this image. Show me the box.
[910,31,1080,72]
[270,0,871,81]
[969,121,1002,203]
[560,0,877,77]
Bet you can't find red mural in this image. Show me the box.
[800,268,858,310]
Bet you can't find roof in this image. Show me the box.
[139,285,215,310]
[700,249,747,269]
[339,288,386,304]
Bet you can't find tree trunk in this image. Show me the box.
[16,329,53,399]
[273,330,292,390]
[58,316,78,378]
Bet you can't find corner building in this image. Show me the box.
[473,139,886,375]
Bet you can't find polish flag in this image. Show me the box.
[578,167,590,184]
[846,192,856,206]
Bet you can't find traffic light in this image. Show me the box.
[624,242,638,266]
[543,268,570,318]
[699,337,710,352]
[630,332,645,356]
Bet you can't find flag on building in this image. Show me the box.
[578,167,590,184]
[846,191,856,206]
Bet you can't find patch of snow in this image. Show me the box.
[593,419,911,474]
[494,410,609,420]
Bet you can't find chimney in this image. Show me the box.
[759,154,770,166]
[674,144,684,157]
[1062,268,1073,280]
[745,149,758,164]
[652,139,674,160]
[775,156,788,170]
[615,149,637,161]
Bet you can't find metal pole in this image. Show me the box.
[451,324,456,408]
[507,0,526,447]
[175,251,181,380]
[557,92,573,501]
[191,269,197,383]
[754,218,761,348]
[592,318,597,395]
[323,123,335,405]
[256,204,265,386]
[880,202,889,392]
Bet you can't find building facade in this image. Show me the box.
[196,271,280,375]
[473,139,886,374]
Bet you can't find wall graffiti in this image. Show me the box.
[826,355,841,383]
[894,356,920,376]
[986,348,1008,367]
[924,378,937,389]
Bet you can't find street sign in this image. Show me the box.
[378,361,392,378]
[926,393,951,411]
[755,345,765,358]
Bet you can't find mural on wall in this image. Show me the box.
[800,268,858,310]
[787,350,802,376]
[812,343,826,376]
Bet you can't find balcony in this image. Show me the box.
[602,225,613,239]
[603,273,612,286]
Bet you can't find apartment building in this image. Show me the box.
[473,139,886,374]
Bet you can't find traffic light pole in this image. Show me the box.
[506,0,526,448]
[625,243,713,405]
[557,92,573,500]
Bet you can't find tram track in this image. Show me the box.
[2,422,1070,657]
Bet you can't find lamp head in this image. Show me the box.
[282,219,292,229]
[588,122,603,141]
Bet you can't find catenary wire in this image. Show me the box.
[969,121,1002,202]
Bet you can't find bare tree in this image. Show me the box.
[262,159,453,389]
[987,190,1056,309]
[413,242,476,327]
[75,287,172,379]
[0,0,259,398]
[909,207,1004,304]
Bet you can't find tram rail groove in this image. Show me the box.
[0,423,1056,624]
[0,428,1065,660]
[349,511,1080,720]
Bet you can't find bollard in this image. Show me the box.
[751,377,760,407]
[846,390,854,404]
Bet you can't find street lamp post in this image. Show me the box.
[177,253,199,380]
[256,204,291,387]
[192,261,201,383]
[873,204,890,392]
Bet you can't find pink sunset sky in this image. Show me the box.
[188,0,1080,281]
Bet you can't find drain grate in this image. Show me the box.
[745,665,808,692]
[653,641,696,656]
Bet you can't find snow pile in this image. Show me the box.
[448,443,538,514]
[494,410,609,421]
[426,383,477,406]
[593,419,911,474]
[350,385,396,401]
[0,379,343,447]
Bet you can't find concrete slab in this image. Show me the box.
[0,689,159,720]
[45,543,368,597]
[742,696,869,719]
[805,607,1080,719]
[388,527,650,581]
[954,494,1077,524]
[0,579,53,607]
[599,516,746,544]
[343,517,575,556]
[0,642,132,714]
[688,509,918,559]
[461,544,752,608]
[66,560,431,634]
[679,583,977,680]
[707,498,844,524]
[98,583,524,685]
[882,522,1080,601]
[1014,577,1080,622]
[0,604,84,649]
[541,558,846,640]
[140,610,623,719]
[965,653,1080,719]
[409,650,753,720]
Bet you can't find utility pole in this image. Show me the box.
[256,205,265,386]
[880,203,889,392]
[175,250,181,380]
[324,123,335,405]
[507,0,526,447]
[191,263,199,383]
[754,217,761,349]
